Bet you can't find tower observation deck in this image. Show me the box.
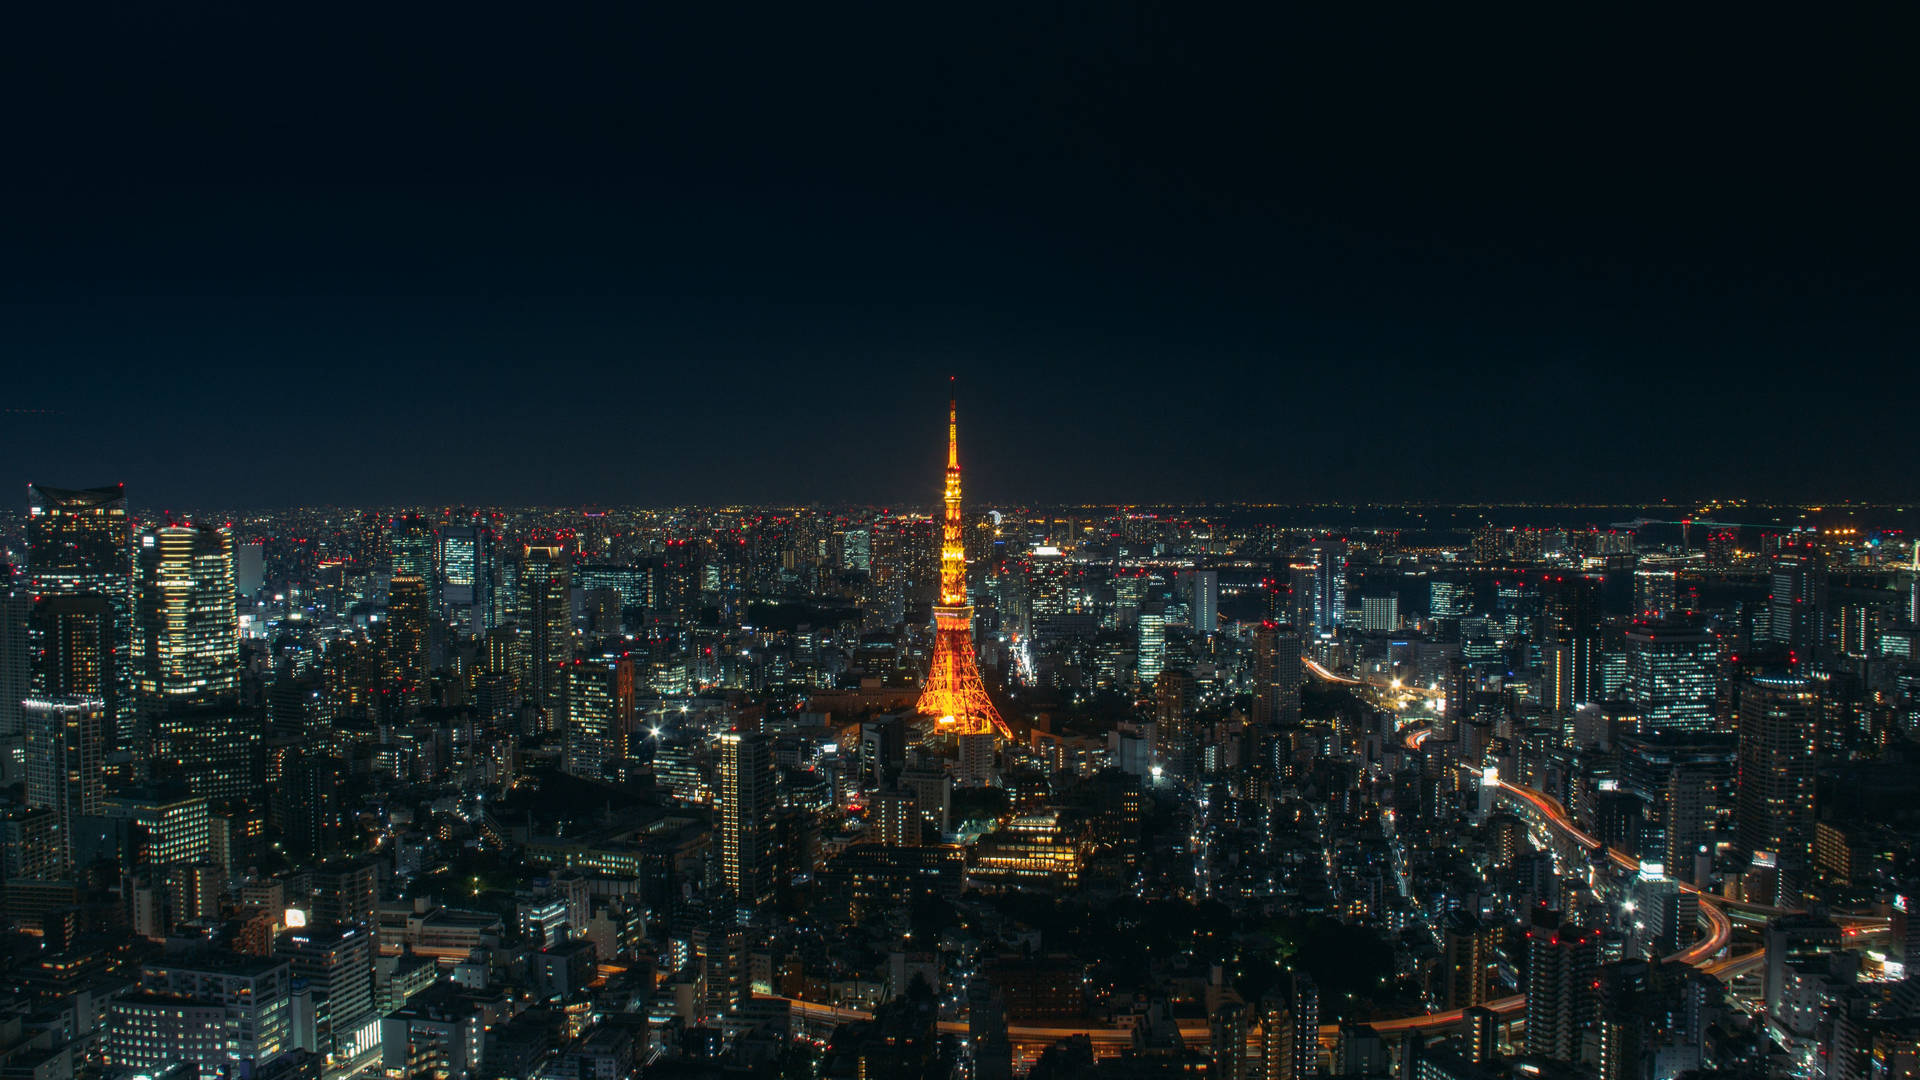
[915,387,1011,740]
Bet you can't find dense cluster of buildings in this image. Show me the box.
[1,443,1918,1080]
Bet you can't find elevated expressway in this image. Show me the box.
[767,743,1888,1058]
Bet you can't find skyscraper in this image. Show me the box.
[1360,594,1398,633]
[27,483,130,604]
[134,524,248,798]
[1306,540,1347,632]
[1542,574,1602,708]
[1525,919,1601,1062]
[519,543,572,716]
[1736,673,1818,902]
[716,729,774,910]
[438,522,494,637]
[1623,619,1718,734]
[564,654,635,780]
[386,575,430,702]
[0,587,30,781]
[133,524,240,709]
[29,593,119,727]
[1190,569,1218,637]
[1251,622,1302,730]
[27,483,132,734]
[389,513,435,583]
[1136,606,1167,683]
[1766,545,1825,655]
[23,694,105,875]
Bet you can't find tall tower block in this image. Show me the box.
[916,387,1010,740]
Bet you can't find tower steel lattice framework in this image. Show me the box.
[915,390,1011,739]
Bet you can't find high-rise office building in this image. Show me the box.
[1251,623,1302,730]
[1154,667,1201,780]
[27,484,132,734]
[133,524,240,709]
[1525,919,1601,1062]
[1736,674,1818,900]
[1633,566,1679,618]
[564,654,635,780]
[1766,546,1825,655]
[235,539,265,600]
[872,789,920,846]
[716,729,775,910]
[386,575,430,701]
[276,922,376,1058]
[1542,574,1602,708]
[1837,603,1881,660]
[153,702,261,803]
[1618,732,1736,883]
[106,785,213,865]
[29,593,119,732]
[23,694,105,875]
[1429,573,1469,623]
[0,587,30,781]
[389,513,435,583]
[1137,606,1167,683]
[1306,541,1347,632]
[105,952,292,1079]
[1623,619,1718,734]
[1361,594,1398,633]
[1190,569,1218,636]
[438,523,495,637]
[519,543,572,715]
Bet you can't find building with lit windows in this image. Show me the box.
[1189,569,1218,636]
[1524,918,1601,1062]
[1251,623,1302,730]
[1136,607,1167,683]
[23,694,104,875]
[105,785,212,865]
[438,523,494,638]
[386,575,430,702]
[564,655,635,780]
[133,524,240,709]
[27,484,133,736]
[1623,619,1718,735]
[30,594,119,736]
[1361,594,1398,633]
[105,952,292,1080]
[275,922,375,1064]
[1306,540,1347,633]
[519,543,572,716]
[389,513,435,585]
[1736,673,1819,902]
[968,812,1086,889]
[716,730,775,909]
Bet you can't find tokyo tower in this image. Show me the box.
[916,387,1011,740]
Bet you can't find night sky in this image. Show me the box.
[2,6,1914,508]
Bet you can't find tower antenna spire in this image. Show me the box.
[916,379,1009,744]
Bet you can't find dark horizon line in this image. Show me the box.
[20,496,1918,515]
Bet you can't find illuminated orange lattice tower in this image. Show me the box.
[916,387,1011,739]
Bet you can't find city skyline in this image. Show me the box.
[2,8,1918,1080]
